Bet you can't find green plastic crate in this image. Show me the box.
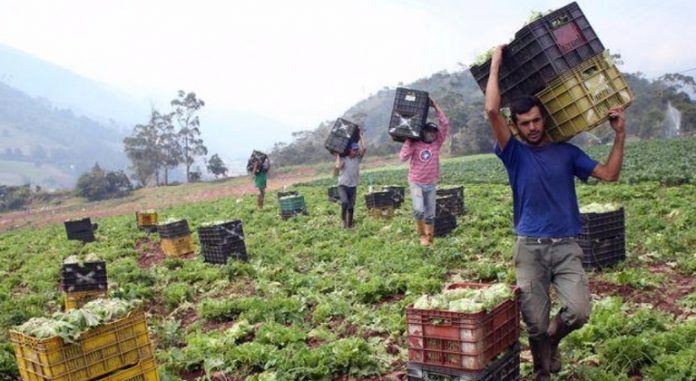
[537,51,633,142]
[279,195,306,212]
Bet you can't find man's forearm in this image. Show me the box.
[604,132,626,180]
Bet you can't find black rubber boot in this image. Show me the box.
[529,336,551,381]
[347,209,354,228]
[547,314,575,374]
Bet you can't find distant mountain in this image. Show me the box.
[0,44,148,130]
[0,82,127,189]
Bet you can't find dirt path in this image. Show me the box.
[0,169,320,232]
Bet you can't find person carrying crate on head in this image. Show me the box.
[334,130,367,228]
[252,155,271,209]
[485,45,627,381]
[399,97,449,247]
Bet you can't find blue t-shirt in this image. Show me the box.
[495,138,598,237]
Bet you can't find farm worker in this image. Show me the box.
[334,131,367,228]
[399,97,449,247]
[252,156,270,209]
[485,45,626,380]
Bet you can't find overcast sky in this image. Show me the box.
[1,0,695,131]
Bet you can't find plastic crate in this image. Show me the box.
[578,235,625,270]
[382,185,405,207]
[436,195,462,218]
[160,234,194,257]
[407,343,520,381]
[98,358,159,381]
[64,290,108,311]
[277,190,299,199]
[64,218,95,243]
[469,1,604,103]
[407,282,520,371]
[9,310,154,381]
[328,186,341,203]
[368,205,395,219]
[325,118,360,155]
[365,191,395,209]
[280,208,308,220]
[579,208,624,240]
[61,260,107,293]
[434,214,457,238]
[537,51,633,142]
[197,220,245,246]
[201,241,248,264]
[135,211,158,228]
[246,150,268,173]
[437,188,465,216]
[389,88,429,142]
[157,219,190,239]
[279,195,306,212]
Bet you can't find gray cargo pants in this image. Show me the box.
[514,236,592,339]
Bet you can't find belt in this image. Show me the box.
[518,236,574,244]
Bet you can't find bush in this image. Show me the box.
[75,163,132,201]
[0,184,31,212]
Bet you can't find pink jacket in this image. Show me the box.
[399,110,449,184]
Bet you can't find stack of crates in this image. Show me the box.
[365,191,396,218]
[577,207,626,269]
[469,2,632,141]
[9,309,159,381]
[389,88,429,142]
[135,210,158,233]
[62,258,108,310]
[325,118,360,155]
[279,194,307,219]
[198,220,248,264]
[434,195,458,237]
[382,185,405,208]
[158,219,194,257]
[328,186,341,203]
[406,282,521,380]
[64,217,96,243]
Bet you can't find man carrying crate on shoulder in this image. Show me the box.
[485,45,627,381]
[399,97,449,247]
[334,131,367,228]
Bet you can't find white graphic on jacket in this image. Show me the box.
[419,149,433,162]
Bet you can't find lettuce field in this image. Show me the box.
[1,137,695,380]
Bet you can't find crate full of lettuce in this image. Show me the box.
[9,299,156,381]
[406,282,520,371]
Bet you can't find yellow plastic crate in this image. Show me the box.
[64,290,108,311]
[160,234,194,257]
[536,51,633,142]
[99,358,159,381]
[9,310,154,381]
[135,211,158,228]
[368,205,395,219]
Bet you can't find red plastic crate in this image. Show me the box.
[406,282,520,371]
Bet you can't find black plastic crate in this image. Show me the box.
[328,186,341,203]
[436,195,462,218]
[202,241,248,264]
[64,218,96,242]
[198,220,245,246]
[434,213,457,237]
[158,219,191,239]
[383,185,405,207]
[61,260,108,292]
[277,190,299,199]
[469,2,604,104]
[578,235,625,270]
[437,187,465,216]
[325,118,360,155]
[407,343,520,381]
[389,88,429,142]
[246,150,269,173]
[139,225,158,233]
[579,208,624,240]
[365,191,396,209]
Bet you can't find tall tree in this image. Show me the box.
[124,115,160,186]
[153,111,181,185]
[207,153,228,179]
[171,90,207,182]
